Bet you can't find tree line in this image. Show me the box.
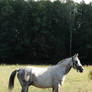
[0,0,92,65]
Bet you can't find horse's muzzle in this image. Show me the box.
[77,66,84,73]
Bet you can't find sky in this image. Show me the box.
[50,0,92,4]
[73,0,92,4]
[31,0,92,4]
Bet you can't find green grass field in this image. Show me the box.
[0,65,92,92]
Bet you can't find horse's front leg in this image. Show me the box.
[52,86,58,92]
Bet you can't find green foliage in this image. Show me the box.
[0,0,92,64]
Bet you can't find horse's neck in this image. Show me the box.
[64,62,72,74]
[58,58,72,75]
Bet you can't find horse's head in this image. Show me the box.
[72,53,84,73]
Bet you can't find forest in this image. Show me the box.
[0,0,92,65]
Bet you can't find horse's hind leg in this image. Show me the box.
[21,85,29,92]
[19,80,29,92]
[17,70,29,92]
[18,79,29,92]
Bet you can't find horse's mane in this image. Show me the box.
[57,57,72,65]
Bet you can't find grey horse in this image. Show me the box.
[8,54,84,92]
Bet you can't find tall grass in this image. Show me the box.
[88,70,92,80]
[0,65,92,92]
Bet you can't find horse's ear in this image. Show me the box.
[74,53,78,57]
[76,53,78,57]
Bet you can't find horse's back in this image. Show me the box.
[25,66,48,75]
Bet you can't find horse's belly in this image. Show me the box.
[32,76,52,88]
[33,82,52,88]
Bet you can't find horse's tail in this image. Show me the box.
[8,69,19,91]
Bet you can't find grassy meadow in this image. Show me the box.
[0,65,92,92]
